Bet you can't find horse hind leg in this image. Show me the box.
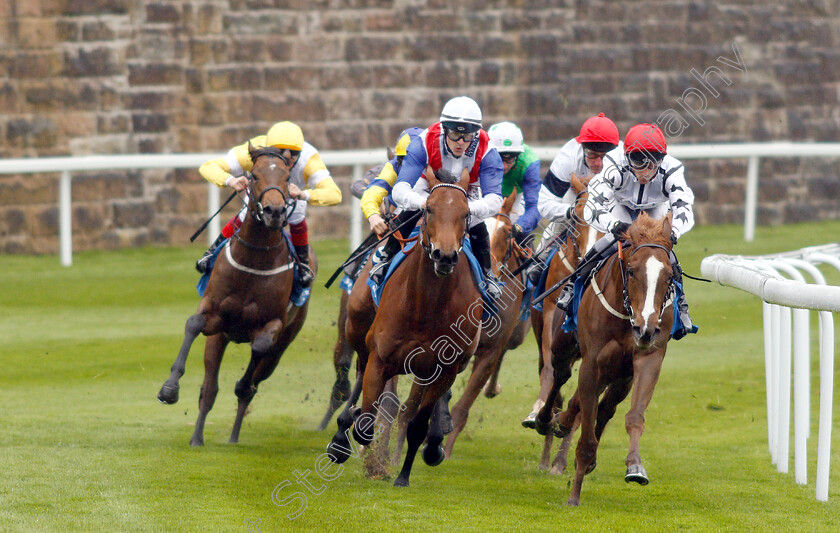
[190,333,228,446]
[327,361,366,464]
[158,313,206,404]
[445,346,499,459]
[394,384,442,487]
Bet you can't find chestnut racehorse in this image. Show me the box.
[327,168,482,487]
[559,213,676,506]
[157,145,313,446]
[523,174,602,470]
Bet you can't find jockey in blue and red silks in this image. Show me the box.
[368,95,505,300]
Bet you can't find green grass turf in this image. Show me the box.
[1,222,839,532]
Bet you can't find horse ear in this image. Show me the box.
[424,165,439,188]
[663,211,674,241]
[502,189,517,214]
[248,141,258,162]
[457,168,471,191]
[570,172,588,193]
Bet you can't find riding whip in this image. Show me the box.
[189,190,239,242]
[324,210,423,289]
[530,272,575,307]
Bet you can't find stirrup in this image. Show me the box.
[368,251,391,285]
[195,252,214,274]
[297,263,314,288]
[555,283,575,311]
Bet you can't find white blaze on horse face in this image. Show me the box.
[269,163,277,170]
[640,256,665,326]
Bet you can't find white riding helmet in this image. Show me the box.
[439,96,482,134]
[488,122,525,153]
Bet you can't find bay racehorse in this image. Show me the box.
[157,145,313,446]
[559,212,675,506]
[523,174,602,470]
[442,190,531,458]
[327,168,482,487]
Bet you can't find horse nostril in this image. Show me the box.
[632,326,642,337]
[447,252,458,266]
[431,249,443,262]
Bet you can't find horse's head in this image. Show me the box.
[485,189,517,275]
[421,166,470,277]
[246,143,293,229]
[569,173,602,257]
[623,212,674,349]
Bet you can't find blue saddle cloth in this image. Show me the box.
[195,232,310,307]
[366,227,497,318]
[339,249,374,294]
[561,277,698,340]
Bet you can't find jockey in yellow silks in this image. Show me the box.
[196,121,341,287]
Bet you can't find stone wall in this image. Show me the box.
[1,0,839,253]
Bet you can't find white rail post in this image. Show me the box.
[744,155,759,242]
[350,163,363,251]
[207,184,220,246]
[59,170,72,267]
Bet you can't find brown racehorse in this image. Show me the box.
[442,190,531,458]
[523,174,602,470]
[327,168,482,487]
[157,145,314,446]
[559,212,675,506]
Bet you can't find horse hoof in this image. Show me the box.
[422,444,445,467]
[190,437,204,447]
[534,418,553,436]
[483,382,501,398]
[625,464,649,485]
[573,458,597,475]
[553,424,571,439]
[521,411,538,430]
[157,384,179,404]
[326,438,351,464]
[394,476,409,487]
[566,498,580,507]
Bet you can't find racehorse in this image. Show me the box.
[523,174,601,470]
[559,212,675,506]
[442,190,531,458]
[157,145,313,446]
[327,168,482,487]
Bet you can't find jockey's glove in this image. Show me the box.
[670,233,679,246]
[610,221,632,238]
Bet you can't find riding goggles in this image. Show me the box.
[627,151,664,170]
[445,128,476,143]
[583,148,608,160]
[500,152,519,163]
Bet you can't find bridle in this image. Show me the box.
[616,241,675,325]
[419,183,469,260]
[235,149,298,252]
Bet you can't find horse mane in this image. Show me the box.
[435,168,461,184]
[628,212,671,248]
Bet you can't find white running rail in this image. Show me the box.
[1,142,840,265]
[701,244,840,501]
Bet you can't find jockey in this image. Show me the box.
[526,113,620,285]
[195,121,342,288]
[486,122,541,245]
[555,123,697,340]
[360,127,424,237]
[368,96,504,300]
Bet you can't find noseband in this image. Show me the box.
[243,151,297,228]
[420,183,469,259]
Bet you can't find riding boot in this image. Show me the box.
[669,251,696,340]
[555,233,618,311]
[195,232,227,274]
[469,224,503,301]
[294,244,314,288]
[369,210,419,285]
[524,244,553,287]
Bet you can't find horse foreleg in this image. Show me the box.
[445,346,500,458]
[624,350,665,486]
[362,377,400,480]
[394,382,446,487]
[158,313,206,404]
[524,307,556,429]
[327,359,366,464]
[352,352,393,447]
[230,319,285,444]
[190,333,228,446]
[567,357,599,507]
[538,432,554,470]
[318,292,354,431]
[391,384,419,469]
[550,414,579,475]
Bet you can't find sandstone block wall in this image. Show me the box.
[1,0,838,254]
